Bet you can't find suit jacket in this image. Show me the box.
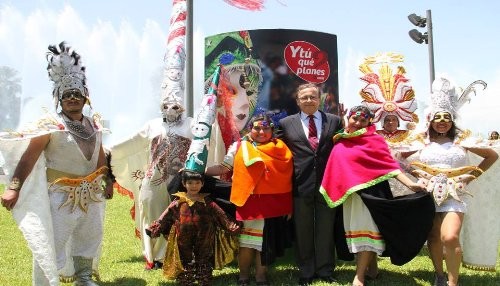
[277,111,343,197]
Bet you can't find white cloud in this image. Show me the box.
[0,4,168,145]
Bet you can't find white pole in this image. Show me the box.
[186,0,194,117]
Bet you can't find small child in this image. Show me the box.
[146,170,240,286]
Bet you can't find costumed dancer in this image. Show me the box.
[359,52,419,144]
[319,105,435,286]
[398,76,498,286]
[146,66,241,285]
[358,52,419,197]
[0,41,113,286]
[109,0,193,270]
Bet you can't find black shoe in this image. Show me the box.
[152,261,163,270]
[298,277,314,286]
[318,275,338,283]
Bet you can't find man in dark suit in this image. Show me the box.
[276,83,343,285]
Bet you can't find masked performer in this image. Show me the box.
[109,84,192,270]
[398,77,498,286]
[109,0,193,270]
[0,42,112,286]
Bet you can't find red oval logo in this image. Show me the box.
[283,41,330,83]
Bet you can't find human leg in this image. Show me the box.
[72,201,105,285]
[293,196,316,280]
[353,251,375,286]
[313,192,336,278]
[138,179,169,268]
[440,212,464,286]
[73,256,99,286]
[238,247,255,281]
[365,254,379,279]
[49,192,80,270]
[254,251,268,284]
[427,213,446,286]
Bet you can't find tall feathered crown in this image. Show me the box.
[359,52,418,125]
[46,41,89,110]
[427,76,487,122]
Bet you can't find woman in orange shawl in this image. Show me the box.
[206,114,293,286]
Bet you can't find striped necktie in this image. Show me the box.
[308,115,318,150]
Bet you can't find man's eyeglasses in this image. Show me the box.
[298,96,319,102]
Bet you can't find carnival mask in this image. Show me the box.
[432,112,452,123]
[161,102,185,123]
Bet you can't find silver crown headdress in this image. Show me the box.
[427,76,487,122]
[46,42,89,110]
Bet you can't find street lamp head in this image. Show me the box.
[408,13,427,27]
[409,29,427,44]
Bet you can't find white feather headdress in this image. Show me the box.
[427,76,487,122]
[46,42,89,110]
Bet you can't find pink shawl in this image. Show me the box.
[319,125,402,207]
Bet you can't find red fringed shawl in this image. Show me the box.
[319,125,402,207]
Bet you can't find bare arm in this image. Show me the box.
[395,172,426,192]
[205,164,230,177]
[1,134,50,210]
[467,147,499,172]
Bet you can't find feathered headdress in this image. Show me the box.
[46,41,89,110]
[427,76,487,122]
[359,52,418,125]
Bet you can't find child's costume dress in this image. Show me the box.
[147,192,240,285]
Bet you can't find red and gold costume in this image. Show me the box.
[147,192,240,286]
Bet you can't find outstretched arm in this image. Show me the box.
[1,134,50,210]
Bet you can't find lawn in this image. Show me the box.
[0,192,498,285]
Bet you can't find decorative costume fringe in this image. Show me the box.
[163,226,184,279]
[462,262,496,272]
[214,228,239,269]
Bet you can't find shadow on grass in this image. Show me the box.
[120,255,146,263]
[98,277,149,286]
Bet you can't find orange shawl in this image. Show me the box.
[230,139,293,206]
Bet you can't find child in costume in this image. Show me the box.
[146,170,240,286]
[319,105,434,286]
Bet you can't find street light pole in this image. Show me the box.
[408,9,435,92]
[186,0,194,117]
[426,10,435,90]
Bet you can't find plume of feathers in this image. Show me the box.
[455,80,487,111]
[46,41,88,110]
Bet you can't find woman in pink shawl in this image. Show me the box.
[319,105,434,286]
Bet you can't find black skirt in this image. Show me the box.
[335,180,435,265]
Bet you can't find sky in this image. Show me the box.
[1,0,499,144]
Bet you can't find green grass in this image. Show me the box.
[1,193,498,285]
